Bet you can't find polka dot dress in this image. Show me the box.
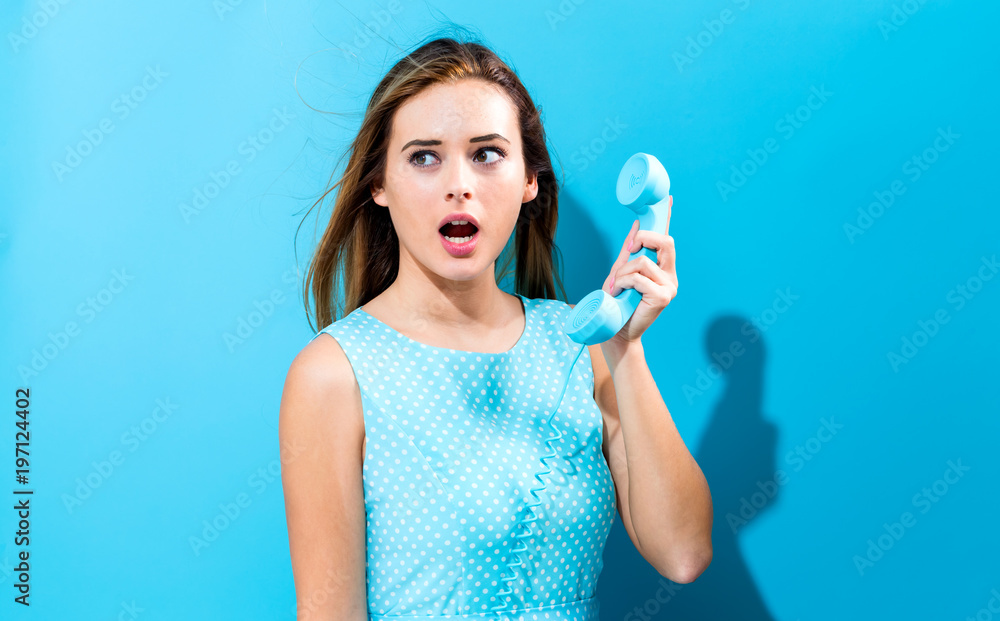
[311,294,617,620]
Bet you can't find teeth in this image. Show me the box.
[449,220,469,225]
[443,235,474,243]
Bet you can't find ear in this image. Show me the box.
[522,170,539,204]
[371,182,388,207]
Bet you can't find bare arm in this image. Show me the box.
[597,337,713,583]
[571,303,712,583]
[280,334,368,620]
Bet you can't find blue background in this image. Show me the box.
[2,0,997,619]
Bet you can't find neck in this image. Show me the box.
[382,268,513,332]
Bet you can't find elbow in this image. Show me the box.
[654,541,713,585]
[677,545,713,584]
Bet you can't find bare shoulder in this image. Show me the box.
[279,332,368,618]
[280,333,364,455]
[283,334,359,409]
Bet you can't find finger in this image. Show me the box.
[628,229,673,259]
[661,234,676,273]
[619,219,640,261]
[613,267,677,305]
[627,230,676,276]
[614,254,668,291]
[615,231,664,291]
[611,270,662,302]
[664,195,673,236]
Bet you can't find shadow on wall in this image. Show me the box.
[556,192,777,621]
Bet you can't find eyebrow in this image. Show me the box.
[401,133,510,152]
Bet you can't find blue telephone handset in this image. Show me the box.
[564,152,672,345]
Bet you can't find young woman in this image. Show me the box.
[279,36,712,621]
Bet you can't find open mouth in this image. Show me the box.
[439,220,478,243]
[438,219,480,257]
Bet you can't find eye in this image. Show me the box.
[410,151,440,167]
[474,146,507,165]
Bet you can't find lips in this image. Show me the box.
[439,227,479,256]
[437,212,480,257]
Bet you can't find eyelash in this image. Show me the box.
[408,146,508,169]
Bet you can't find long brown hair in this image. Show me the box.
[300,35,568,332]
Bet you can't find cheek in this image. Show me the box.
[489,176,528,221]
[383,169,433,220]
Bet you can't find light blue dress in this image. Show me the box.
[310,294,617,620]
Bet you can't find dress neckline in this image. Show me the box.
[357,293,529,357]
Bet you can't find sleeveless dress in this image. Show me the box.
[310,294,617,620]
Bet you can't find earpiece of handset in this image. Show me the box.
[564,152,671,345]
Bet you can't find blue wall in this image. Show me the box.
[1,0,996,619]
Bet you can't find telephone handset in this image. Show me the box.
[564,152,672,345]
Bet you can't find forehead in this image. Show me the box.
[391,79,517,141]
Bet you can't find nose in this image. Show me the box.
[444,158,473,202]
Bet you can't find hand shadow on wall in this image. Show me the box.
[556,193,778,621]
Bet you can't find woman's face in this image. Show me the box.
[372,78,538,284]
